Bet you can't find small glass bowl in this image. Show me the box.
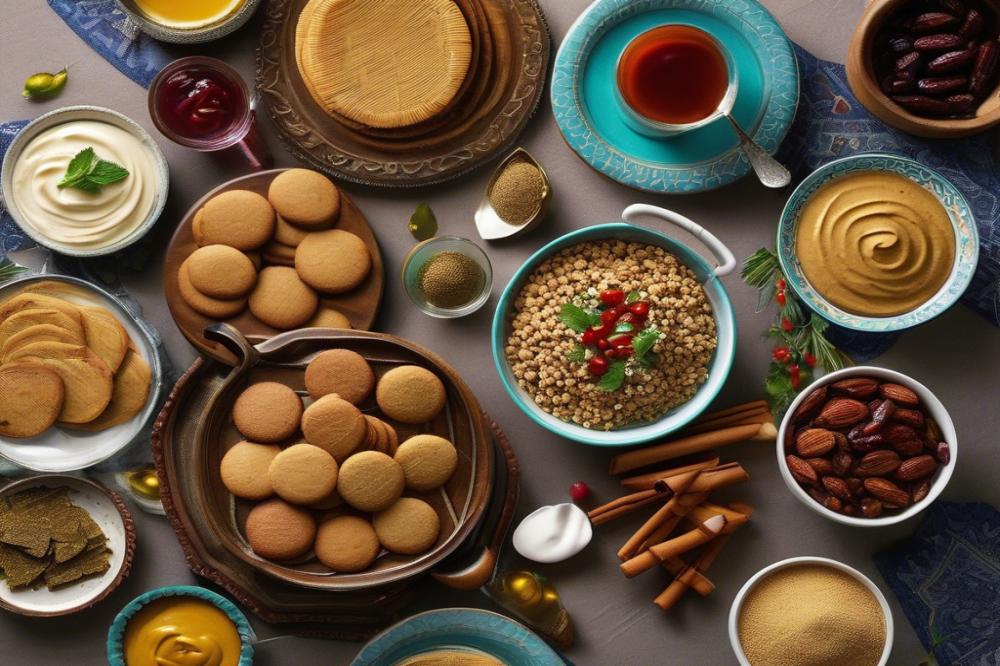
[402,236,493,318]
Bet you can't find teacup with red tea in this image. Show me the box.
[616,24,738,136]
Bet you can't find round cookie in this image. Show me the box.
[177,259,247,319]
[220,441,281,500]
[262,240,297,267]
[0,362,65,438]
[232,381,303,442]
[187,245,258,299]
[373,497,440,555]
[248,266,318,330]
[309,307,351,329]
[394,434,458,491]
[295,230,371,294]
[337,451,405,512]
[314,515,380,573]
[274,215,309,247]
[375,365,447,424]
[244,498,316,561]
[304,349,374,404]
[301,394,367,460]
[192,208,206,246]
[268,443,338,505]
[198,190,275,250]
[267,169,341,229]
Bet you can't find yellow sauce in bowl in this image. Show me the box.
[132,0,245,29]
[123,597,242,666]
[794,171,955,317]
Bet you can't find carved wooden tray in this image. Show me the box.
[162,169,385,365]
[152,333,519,639]
[256,0,550,187]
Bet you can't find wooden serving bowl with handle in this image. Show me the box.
[155,324,493,593]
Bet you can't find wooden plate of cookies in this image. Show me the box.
[154,324,492,592]
[0,275,163,472]
[256,0,550,187]
[163,168,384,365]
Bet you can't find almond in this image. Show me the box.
[787,454,818,486]
[884,423,919,444]
[892,439,924,457]
[822,476,852,501]
[793,386,827,422]
[911,478,932,503]
[864,478,910,506]
[823,495,844,512]
[856,450,902,477]
[796,428,836,457]
[892,408,925,428]
[832,431,849,451]
[896,454,937,482]
[846,476,865,497]
[861,497,883,518]
[815,398,869,428]
[879,383,919,406]
[831,377,879,398]
[832,450,854,476]
[806,457,835,476]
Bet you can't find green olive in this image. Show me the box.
[23,68,68,99]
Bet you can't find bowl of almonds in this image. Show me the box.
[778,366,956,526]
[847,0,1000,137]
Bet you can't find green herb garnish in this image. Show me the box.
[57,147,129,194]
[625,290,641,304]
[559,303,599,333]
[566,344,586,363]
[632,327,660,359]
[597,361,626,392]
[0,257,28,283]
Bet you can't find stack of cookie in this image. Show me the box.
[177,168,372,330]
[0,283,151,438]
[219,348,460,574]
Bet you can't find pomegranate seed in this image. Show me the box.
[596,338,610,350]
[609,334,633,348]
[581,328,597,345]
[613,304,628,317]
[599,289,625,306]
[600,309,618,325]
[629,301,650,317]
[569,481,591,502]
[588,356,609,376]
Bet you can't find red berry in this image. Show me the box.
[780,317,794,332]
[775,290,787,306]
[581,328,597,345]
[618,345,634,356]
[596,338,610,350]
[569,482,590,502]
[609,334,633,348]
[803,352,817,368]
[599,289,625,306]
[772,347,790,362]
[600,309,619,325]
[613,304,628,317]
[789,363,801,389]
[593,321,614,338]
[588,356,609,376]
[629,301,650,317]
[777,278,786,291]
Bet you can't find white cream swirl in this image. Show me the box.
[11,120,158,250]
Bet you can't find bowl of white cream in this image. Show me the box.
[1,106,169,257]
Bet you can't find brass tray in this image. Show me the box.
[256,0,550,187]
[162,169,384,365]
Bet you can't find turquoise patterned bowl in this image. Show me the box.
[777,153,979,332]
[551,0,798,193]
[106,585,255,666]
[351,608,563,666]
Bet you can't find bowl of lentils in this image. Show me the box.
[491,204,737,446]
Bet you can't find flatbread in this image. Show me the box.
[78,306,129,373]
[73,349,151,432]
[7,342,114,424]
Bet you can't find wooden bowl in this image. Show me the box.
[154,325,493,592]
[847,0,1000,138]
[163,169,384,365]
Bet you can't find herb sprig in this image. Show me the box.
[57,147,129,194]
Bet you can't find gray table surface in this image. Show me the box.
[2,1,998,664]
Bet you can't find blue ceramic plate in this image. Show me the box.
[551,0,799,193]
[351,608,563,666]
[491,206,737,447]
[107,585,255,666]
[777,153,979,333]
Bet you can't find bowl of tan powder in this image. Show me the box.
[729,557,892,666]
[402,236,492,318]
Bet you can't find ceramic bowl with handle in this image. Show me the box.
[492,204,737,446]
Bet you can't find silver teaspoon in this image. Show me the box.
[722,112,791,188]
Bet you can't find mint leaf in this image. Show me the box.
[58,147,94,188]
[597,361,626,392]
[71,178,101,193]
[87,159,129,185]
[560,303,598,333]
[613,321,635,335]
[626,290,641,304]
[566,344,586,363]
[632,327,660,358]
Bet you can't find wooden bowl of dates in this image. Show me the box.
[847,0,1000,137]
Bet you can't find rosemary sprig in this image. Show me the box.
[0,257,27,283]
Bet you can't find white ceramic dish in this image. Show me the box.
[777,366,956,527]
[728,556,893,666]
[0,275,163,472]
[0,475,135,617]
[0,105,169,257]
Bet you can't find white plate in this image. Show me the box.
[0,275,163,472]
[0,475,135,616]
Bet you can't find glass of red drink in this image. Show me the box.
[148,56,270,169]
[616,25,738,137]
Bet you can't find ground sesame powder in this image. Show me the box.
[738,564,886,666]
[489,161,545,225]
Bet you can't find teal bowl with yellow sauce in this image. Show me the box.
[777,153,978,333]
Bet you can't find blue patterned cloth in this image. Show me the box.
[874,501,1000,666]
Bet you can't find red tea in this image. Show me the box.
[617,25,730,125]
[156,66,248,140]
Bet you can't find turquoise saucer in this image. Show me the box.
[552,0,799,193]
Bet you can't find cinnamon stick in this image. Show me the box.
[691,400,768,422]
[685,502,750,526]
[662,556,714,596]
[588,487,670,526]
[659,463,749,495]
[682,409,773,435]
[609,423,771,475]
[638,491,708,552]
[620,457,721,491]
[588,485,669,519]
[621,515,725,578]
[615,471,698,561]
